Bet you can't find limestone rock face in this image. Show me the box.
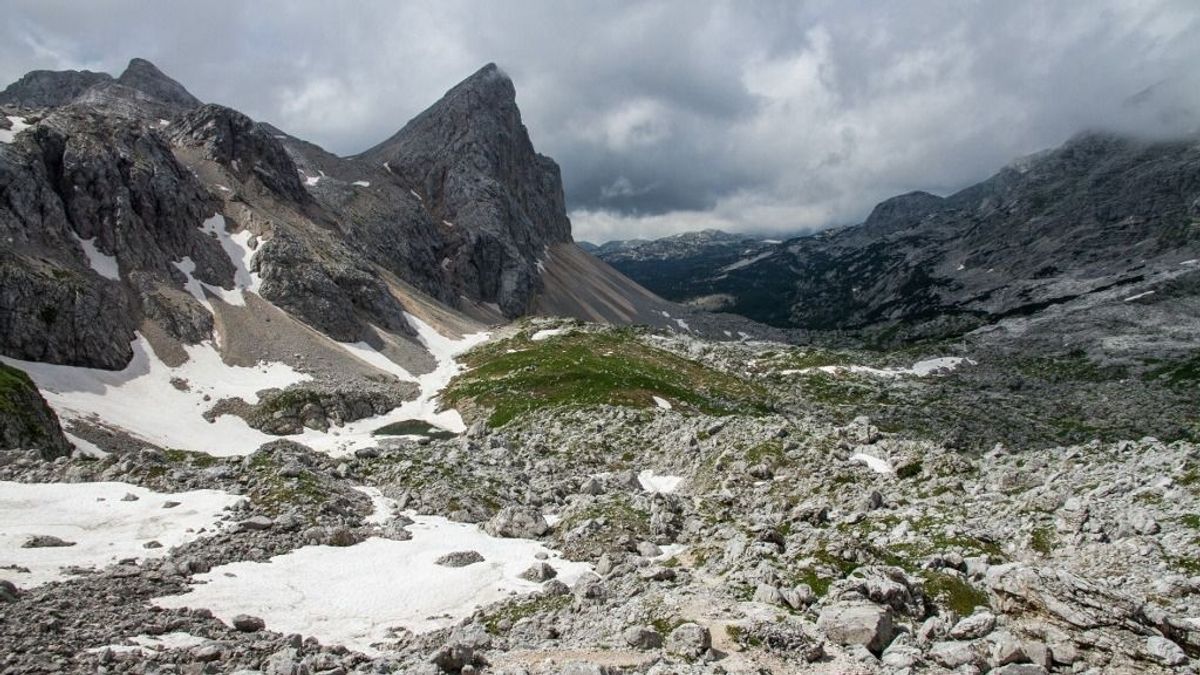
[360,63,573,317]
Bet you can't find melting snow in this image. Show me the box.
[71,233,120,280]
[783,357,973,378]
[295,313,488,456]
[638,470,684,493]
[335,340,417,382]
[719,251,773,273]
[302,173,321,186]
[652,396,672,410]
[850,453,893,474]
[0,115,31,143]
[1123,290,1156,302]
[352,180,370,187]
[154,515,591,655]
[530,328,567,341]
[1181,259,1198,266]
[0,481,239,588]
[1,335,310,456]
[174,215,262,310]
[409,189,423,201]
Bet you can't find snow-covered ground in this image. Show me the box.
[0,481,239,588]
[334,339,418,382]
[781,356,973,379]
[154,514,591,655]
[530,328,568,341]
[71,233,120,280]
[1,335,309,456]
[638,470,684,493]
[850,452,893,474]
[294,313,489,456]
[0,115,31,143]
[88,632,209,656]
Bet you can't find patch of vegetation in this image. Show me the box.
[0,363,46,441]
[1145,351,1200,388]
[483,593,571,634]
[746,439,785,465]
[256,389,322,416]
[444,329,772,426]
[1030,525,1055,555]
[245,452,328,515]
[896,461,923,479]
[1180,514,1200,530]
[921,570,989,616]
[785,550,860,597]
[373,419,456,440]
[1016,349,1127,384]
[794,370,881,407]
[163,448,218,468]
[650,616,688,637]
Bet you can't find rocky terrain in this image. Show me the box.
[1,55,1200,675]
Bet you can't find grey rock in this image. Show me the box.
[431,643,474,672]
[232,614,266,632]
[484,506,549,538]
[240,516,274,531]
[518,562,556,581]
[817,601,896,655]
[1146,635,1188,666]
[0,579,19,603]
[928,640,984,669]
[949,611,996,639]
[665,622,711,660]
[436,550,485,567]
[22,535,75,548]
[622,625,662,649]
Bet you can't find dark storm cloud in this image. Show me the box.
[3,1,1198,242]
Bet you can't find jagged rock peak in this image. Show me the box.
[116,57,201,108]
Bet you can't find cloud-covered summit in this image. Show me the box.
[2,0,1198,242]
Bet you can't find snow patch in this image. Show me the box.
[1123,290,1156,302]
[0,481,239,588]
[154,516,591,655]
[719,250,773,273]
[850,453,893,474]
[352,180,370,187]
[64,432,108,458]
[335,340,417,382]
[782,357,973,378]
[652,396,672,410]
[295,314,488,456]
[409,189,423,201]
[638,470,684,493]
[71,233,120,280]
[354,486,398,525]
[1,334,310,456]
[674,318,690,331]
[0,116,31,143]
[530,328,568,341]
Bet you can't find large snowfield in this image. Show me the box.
[0,481,239,588]
[155,491,590,654]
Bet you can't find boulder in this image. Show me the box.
[484,506,549,538]
[817,602,896,654]
[665,623,711,660]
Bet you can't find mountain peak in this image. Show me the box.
[116,57,200,108]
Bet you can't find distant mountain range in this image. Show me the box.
[594,132,1200,341]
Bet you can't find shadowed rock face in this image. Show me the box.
[0,362,71,458]
[359,63,573,317]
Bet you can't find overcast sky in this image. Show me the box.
[3,1,1199,243]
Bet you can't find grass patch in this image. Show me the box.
[444,329,771,426]
[483,594,571,634]
[163,448,218,468]
[0,363,46,441]
[1030,525,1055,555]
[373,419,456,440]
[1145,351,1200,388]
[921,570,989,615]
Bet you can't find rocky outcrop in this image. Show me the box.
[170,104,309,203]
[0,69,112,108]
[115,58,200,109]
[360,63,573,317]
[0,362,71,458]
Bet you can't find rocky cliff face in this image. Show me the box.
[359,63,573,317]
